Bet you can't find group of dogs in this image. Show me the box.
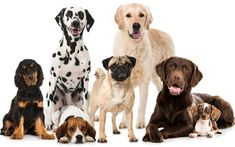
[1,3,234,144]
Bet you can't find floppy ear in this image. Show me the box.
[190,62,203,87]
[210,105,221,122]
[126,56,136,68]
[56,121,68,142]
[55,8,66,29]
[85,9,94,32]
[36,62,44,87]
[14,62,26,89]
[115,5,124,30]
[191,105,199,122]
[102,56,113,70]
[156,58,170,81]
[85,121,96,141]
[144,6,153,30]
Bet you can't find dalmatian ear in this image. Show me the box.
[85,9,94,32]
[55,8,66,28]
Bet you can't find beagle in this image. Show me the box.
[190,103,221,138]
[54,106,96,143]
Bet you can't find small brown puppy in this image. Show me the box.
[89,56,138,143]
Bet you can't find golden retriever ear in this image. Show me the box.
[211,105,221,122]
[56,121,68,142]
[115,5,124,30]
[85,121,96,141]
[190,62,203,87]
[144,6,153,30]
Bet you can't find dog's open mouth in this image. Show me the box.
[168,84,183,95]
[69,27,81,36]
[129,31,141,40]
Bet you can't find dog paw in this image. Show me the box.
[136,122,145,129]
[119,122,127,129]
[98,138,107,143]
[41,133,55,140]
[189,133,198,138]
[59,136,69,143]
[142,134,150,142]
[113,129,121,134]
[85,136,95,142]
[10,133,23,140]
[206,132,214,138]
[129,136,138,142]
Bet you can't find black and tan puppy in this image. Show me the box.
[1,59,55,140]
[89,56,138,143]
[143,56,234,143]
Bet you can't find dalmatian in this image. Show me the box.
[45,7,94,130]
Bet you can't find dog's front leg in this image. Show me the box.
[125,109,138,142]
[98,109,107,143]
[136,79,150,128]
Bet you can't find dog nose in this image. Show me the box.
[132,22,140,31]
[76,135,83,141]
[72,20,80,28]
[28,75,33,80]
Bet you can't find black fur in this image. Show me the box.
[1,59,45,137]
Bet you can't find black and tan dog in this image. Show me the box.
[1,59,55,140]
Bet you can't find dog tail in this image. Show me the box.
[94,68,106,79]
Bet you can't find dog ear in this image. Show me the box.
[144,6,153,30]
[14,61,26,89]
[115,5,124,30]
[191,105,199,122]
[126,56,136,68]
[65,115,75,121]
[55,121,68,142]
[156,58,170,81]
[190,62,203,87]
[85,9,94,32]
[55,8,66,29]
[85,121,96,141]
[102,56,113,70]
[211,105,221,122]
[35,61,44,87]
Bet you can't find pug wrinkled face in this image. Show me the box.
[102,56,136,82]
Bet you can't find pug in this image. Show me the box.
[89,56,138,143]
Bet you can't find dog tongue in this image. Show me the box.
[132,32,141,39]
[168,86,182,95]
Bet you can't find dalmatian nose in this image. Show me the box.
[72,20,80,28]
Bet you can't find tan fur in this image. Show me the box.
[89,61,138,142]
[113,3,175,128]
[11,116,24,139]
[35,118,55,139]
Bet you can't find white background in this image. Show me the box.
[0,0,234,146]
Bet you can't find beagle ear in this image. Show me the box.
[211,105,221,122]
[191,105,199,122]
[56,121,68,142]
[190,62,203,87]
[144,6,153,30]
[102,56,113,70]
[85,121,96,141]
[115,5,124,30]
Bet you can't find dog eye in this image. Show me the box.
[69,126,76,132]
[168,64,176,70]
[124,63,130,68]
[139,13,144,17]
[80,126,86,131]
[126,13,131,18]
[110,65,117,71]
[182,65,189,72]
[205,107,211,113]
[78,11,84,20]
[66,10,73,18]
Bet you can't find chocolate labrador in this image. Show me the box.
[143,56,234,143]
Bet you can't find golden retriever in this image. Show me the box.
[113,3,175,128]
